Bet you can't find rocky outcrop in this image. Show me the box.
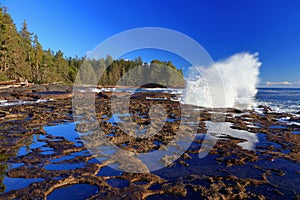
[0,91,299,199]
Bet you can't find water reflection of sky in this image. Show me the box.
[44,123,80,143]
[205,121,259,151]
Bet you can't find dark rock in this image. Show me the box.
[17,94,37,101]
[34,91,72,100]
[5,87,32,94]
[140,83,166,88]
[31,85,47,92]
[0,111,6,117]
[45,84,72,92]
[0,94,5,101]
[0,92,14,101]
[98,92,111,99]
[258,105,273,112]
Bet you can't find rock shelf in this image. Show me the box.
[0,89,299,199]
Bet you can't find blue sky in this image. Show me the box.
[2,0,300,84]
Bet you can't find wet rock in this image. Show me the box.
[34,91,73,100]
[258,105,273,113]
[98,92,110,99]
[44,84,72,92]
[0,90,299,199]
[163,182,187,197]
[0,92,14,101]
[31,86,47,93]
[140,83,166,88]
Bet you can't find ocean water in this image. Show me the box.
[255,88,300,114]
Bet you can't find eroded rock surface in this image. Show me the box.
[0,91,299,199]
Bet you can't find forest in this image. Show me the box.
[0,6,184,87]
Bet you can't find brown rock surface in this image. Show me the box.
[0,90,299,199]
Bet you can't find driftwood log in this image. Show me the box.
[0,78,29,89]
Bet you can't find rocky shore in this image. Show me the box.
[0,86,299,199]
[0,84,73,102]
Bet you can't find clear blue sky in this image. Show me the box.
[1,0,300,83]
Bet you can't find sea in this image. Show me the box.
[255,87,300,114]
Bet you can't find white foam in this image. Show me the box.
[146,97,168,100]
[255,99,300,114]
[253,107,264,114]
[0,99,53,107]
[287,122,300,126]
[232,112,250,118]
[277,116,300,126]
[278,116,291,123]
[170,96,181,102]
[183,53,261,109]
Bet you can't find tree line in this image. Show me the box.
[0,6,184,87]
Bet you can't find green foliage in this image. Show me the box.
[0,5,184,87]
[0,72,8,81]
[87,58,184,87]
[0,6,78,84]
[76,61,97,85]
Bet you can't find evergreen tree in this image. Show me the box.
[19,20,33,69]
[32,35,43,82]
[0,5,184,86]
[77,61,96,85]
[0,7,20,72]
[105,55,113,67]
